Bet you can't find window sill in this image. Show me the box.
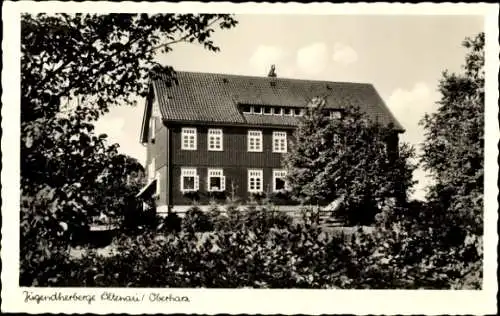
[181,148,197,151]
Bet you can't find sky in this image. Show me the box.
[94,14,484,200]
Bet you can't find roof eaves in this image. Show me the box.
[163,119,297,130]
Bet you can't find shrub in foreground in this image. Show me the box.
[181,206,214,233]
[54,220,352,288]
[23,201,480,289]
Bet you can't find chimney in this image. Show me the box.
[267,64,277,78]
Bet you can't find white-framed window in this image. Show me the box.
[208,129,223,151]
[248,130,263,152]
[330,110,342,119]
[263,107,272,115]
[283,108,293,116]
[242,105,252,114]
[248,169,263,193]
[273,169,288,192]
[293,108,302,116]
[148,158,156,181]
[273,107,283,115]
[155,171,161,196]
[253,106,263,114]
[272,131,287,153]
[180,168,199,192]
[181,127,197,150]
[207,168,226,192]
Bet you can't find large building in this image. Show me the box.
[137,69,403,213]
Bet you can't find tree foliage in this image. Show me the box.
[344,32,486,290]
[284,105,416,224]
[420,32,484,236]
[20,13,238,285]
[416,32,485,287]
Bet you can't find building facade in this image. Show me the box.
[137,70,404,213]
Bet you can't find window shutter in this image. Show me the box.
[194,175,200,191]
[221,176,226,191]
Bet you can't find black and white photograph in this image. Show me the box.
[1,1,498,314]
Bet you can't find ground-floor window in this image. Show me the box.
[248,169,263,193]
[207,168,226,191]
[181,167,199,192]
[273,169,288,192]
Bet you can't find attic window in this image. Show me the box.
[293,108,302,116]
[270,81,276,87]
[263,107,272,115]
[284,108,292,116]
[273,107,282,115]
[253,106,263,114]
[222,78,228,83]
[242,105,252,114]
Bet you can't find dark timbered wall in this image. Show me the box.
[147,121,399,207]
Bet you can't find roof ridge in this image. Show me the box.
[166,69,374,86]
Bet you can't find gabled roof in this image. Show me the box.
[141,70,404,142]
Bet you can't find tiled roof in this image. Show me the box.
[152,71,404,131]
[242,113,300,127]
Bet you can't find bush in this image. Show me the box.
[49,217,352,288]
[158,211,182,233]
[341,201,482,289]
[182,206,214,233]
[24,198,480,289]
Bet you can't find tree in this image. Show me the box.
[344,32,486,290]
[420,32,484,236]
[418,32,484,287]
[20,13,238,285]
[283,105,416,225]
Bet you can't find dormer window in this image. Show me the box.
[263,107,272,115]
[253,106,262,114]
[293,108,302,116]
[242,105,252,114]
[284,108,292,116]
[273,107,283,115]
